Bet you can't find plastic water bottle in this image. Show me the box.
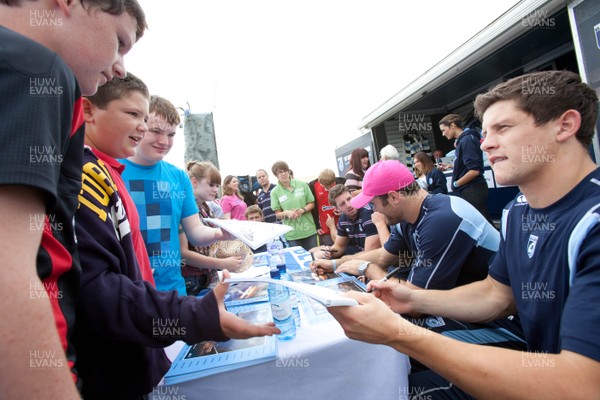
[274,237,285,256]
[269,245,283,271]
[268,239,279,259]
[277,263,301,328]
[268,268,296,341]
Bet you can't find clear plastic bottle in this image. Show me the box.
[277,263,301,328]
[268,268,296,341]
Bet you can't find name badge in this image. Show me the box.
[279,195,288,202]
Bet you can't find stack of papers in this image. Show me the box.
[204,218,293,250]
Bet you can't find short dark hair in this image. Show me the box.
[2,0,148,41]
[85,72,148,108]
[328,184,349,207]
[474,70,599,148]
[375,181,422,207]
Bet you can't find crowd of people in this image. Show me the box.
[2,0,599,398]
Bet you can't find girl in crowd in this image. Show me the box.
[221,175,248,220]
[413,151,448,194]
[344,147,371,196]
[179,161,243,295]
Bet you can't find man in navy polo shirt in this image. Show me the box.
[311,161,499,290]
[329,70,600,398]
[311,184,381,260]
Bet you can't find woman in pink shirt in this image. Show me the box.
[221,175,248,220]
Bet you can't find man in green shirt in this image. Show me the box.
[270,161,318,250]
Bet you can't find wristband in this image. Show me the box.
[331,260,337,271]
[453,181,459,188]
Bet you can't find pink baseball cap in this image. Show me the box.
[351,160,415,209]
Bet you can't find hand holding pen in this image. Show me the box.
[366,266,401,293]
[365,267,414,314]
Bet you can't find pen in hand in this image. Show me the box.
[367,266,401,293]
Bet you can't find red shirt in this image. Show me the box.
[314,181,338,235]
[91,148,155,286]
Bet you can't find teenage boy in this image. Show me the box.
[328,71,600,398]
[121,96,230,295]
[77,74,278,398]
[0,1,146,398]
[308,169,342,246]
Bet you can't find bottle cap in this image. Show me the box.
[269,267,280,279]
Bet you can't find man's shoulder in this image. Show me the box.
[357,205,374,220]
[1,26,60,74]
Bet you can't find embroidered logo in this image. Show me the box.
[425,316,445,328]
[527,234,539,258]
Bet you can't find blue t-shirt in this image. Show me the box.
[384,194,499,289]
[337,205,378,255]
[489,168,600,361]
[120,159,198,295]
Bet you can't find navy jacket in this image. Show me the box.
[426,169,448,194]
[451,128,486,192]
[74,149,228,398]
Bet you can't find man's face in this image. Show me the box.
[256,170,270,187]
[57,5,139,95]
[369,193,403,225]
[481,99,557,188]
[133,113,176,165]
[334,192,357,219]
[85,92,148,159]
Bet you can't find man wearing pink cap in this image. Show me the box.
[312,160,499,290]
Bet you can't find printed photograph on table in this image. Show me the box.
[185,309,267,358]
[318,276,367,294]
[164,302,277,384]
[252,252,269,267]
[299,275,366,325]
[224,282,269,306]
[297,293,333,325]
[289,268,339,284]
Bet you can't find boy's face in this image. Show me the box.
[58,4,139,95]
[84,91,149,159]
[246,212,263,222]
[133,113,177,165]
